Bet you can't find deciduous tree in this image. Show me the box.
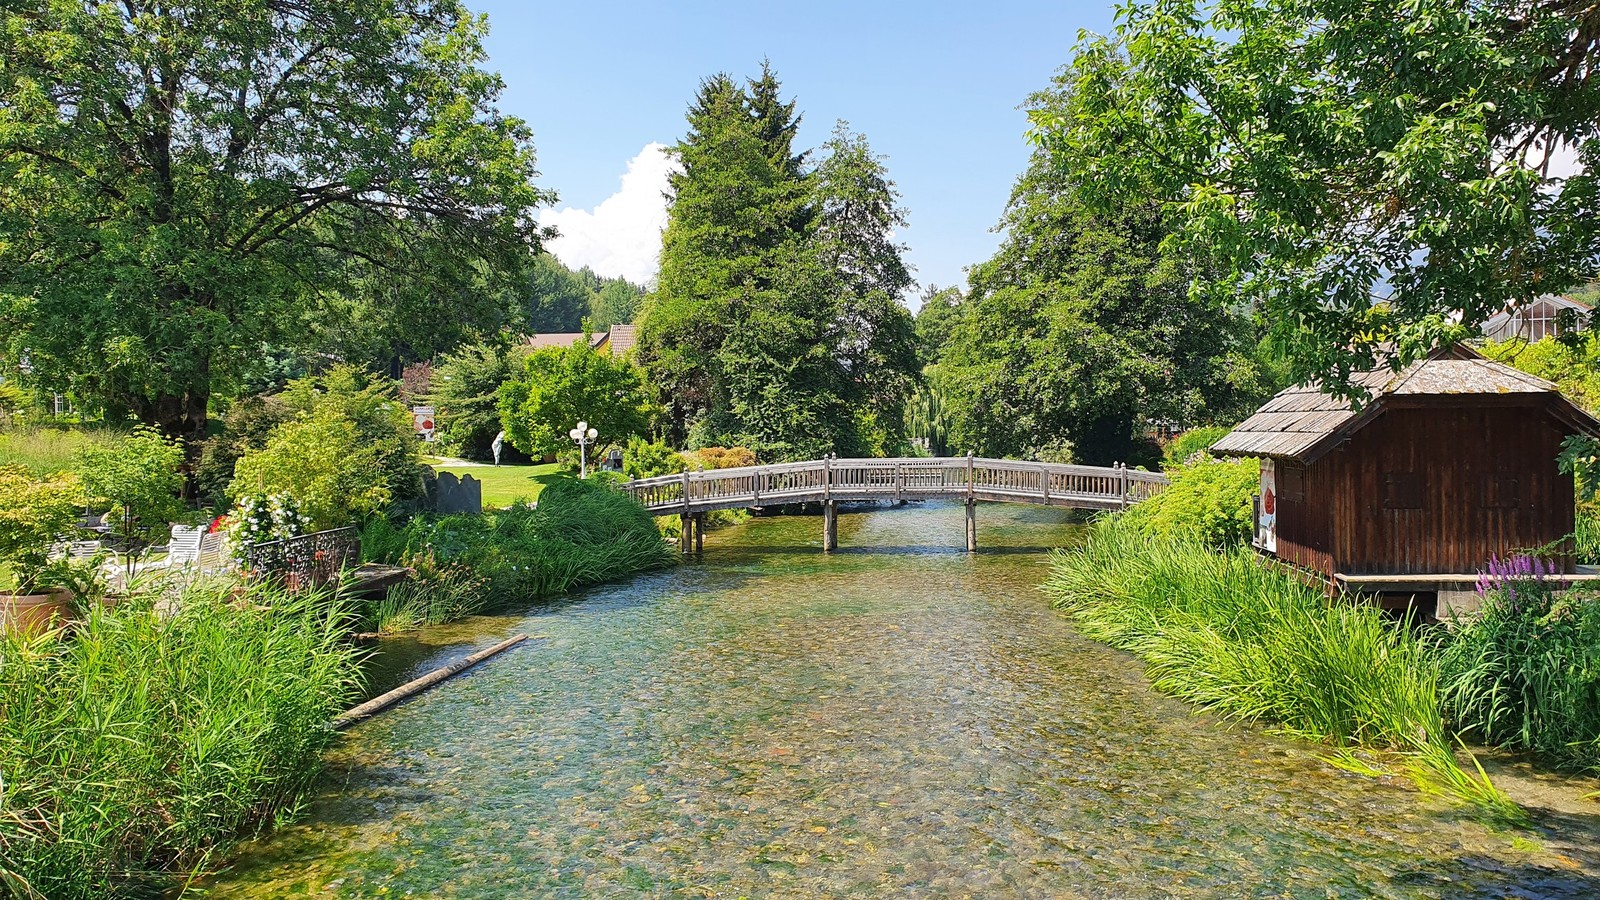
[1034,0,1600,395]
[0,0,552,443]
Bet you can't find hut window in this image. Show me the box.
[1482,474,1520,509]
[1278,464,1305,503]
[1382,472,1423,510]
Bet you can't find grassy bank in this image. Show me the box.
[359,478,673,633]
[0,580,361,898]
[1045,519,1513,814]
[430,461,564,506]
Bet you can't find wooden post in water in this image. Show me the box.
[694,512,705,555]
[679,513,693,555]
[823,500,838,552]
[965,498,977,552]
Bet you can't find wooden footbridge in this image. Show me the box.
[621,455,1168,553]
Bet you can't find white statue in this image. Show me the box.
[491,430,505,467]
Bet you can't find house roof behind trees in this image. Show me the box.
[1211,345,1600,463]
[524,332,610,352]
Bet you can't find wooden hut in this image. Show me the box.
[1211,345,1600,616]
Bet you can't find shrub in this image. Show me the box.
[686,446,756,470]
[229,368,426,529]
[622,435,687,481]
[1045,518,1511,813]
[0,466,85,593]
[360,479,672,612]
[76,426,185,556]
[1162,425,1232,469]
[1435,559,1600,774]
[231,404,393,531]
[194,395,293,507]
[1118,455,1258,547]
[0,578,361,898]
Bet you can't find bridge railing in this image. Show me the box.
[623,456,1167,513]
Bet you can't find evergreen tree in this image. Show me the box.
[637,70,919,458]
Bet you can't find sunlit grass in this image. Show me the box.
[431,461,565,506]
[1044,517,1518,818]
[0,425,125,476]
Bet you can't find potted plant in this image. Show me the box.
[0,465,87,632]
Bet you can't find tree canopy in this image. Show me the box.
[0,0,552,442]
[636,66,919,459]
[497,342,657,459]
[1034,0,1600,395]
[940,85,1276,466]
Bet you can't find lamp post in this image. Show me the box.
[569,421,598,479]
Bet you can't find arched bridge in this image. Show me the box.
[621,456,1168,553]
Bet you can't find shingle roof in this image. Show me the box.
[1211,347,1596,462]
[608,324,638,356]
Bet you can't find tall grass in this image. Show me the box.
[1435,562,1600,775]
[365,561,487,634]
[360,478,674,619]
[0,426,125,477]
[1045,519,1514,814]
[0,578,361,898]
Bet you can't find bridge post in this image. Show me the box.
[823,500,838,552]
[1040,463,1050,504]
[694,512,705,555]
[965,498,977,552]
[679,513,693,555]
[1118,463,1129,510]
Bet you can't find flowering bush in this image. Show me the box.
[224,494,308,561]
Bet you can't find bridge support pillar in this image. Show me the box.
[965,499,977,552]
[823,500,838,552]
[694,512,705,555]
[679,513,694,555]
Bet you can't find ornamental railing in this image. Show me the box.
[243,526,360,589]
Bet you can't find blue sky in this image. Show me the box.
[468,1,1118,301]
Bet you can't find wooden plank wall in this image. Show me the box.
[1276,402,1575,576]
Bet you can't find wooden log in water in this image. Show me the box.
[332,633,530,730]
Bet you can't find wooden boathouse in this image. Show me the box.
[1211,345,1600,616]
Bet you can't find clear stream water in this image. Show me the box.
[206,503,1600,898]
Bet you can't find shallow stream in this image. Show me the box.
[207,502,1600,898]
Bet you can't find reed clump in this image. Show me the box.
[1435,558,1600,775]
[0,578,361,898]
[1045,518,1515,814]
[359,477,674,618]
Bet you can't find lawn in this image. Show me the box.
[432,461,567,507]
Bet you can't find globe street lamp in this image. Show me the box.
[569,421,598,479]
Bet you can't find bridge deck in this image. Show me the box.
[622,456,1167,516]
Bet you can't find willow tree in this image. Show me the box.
[1035,0,1600,394]
[0,0,552,442]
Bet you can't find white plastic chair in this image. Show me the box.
[149,526,206,570]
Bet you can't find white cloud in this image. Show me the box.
[539,143,676,286]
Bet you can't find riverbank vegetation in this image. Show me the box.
[0,580,361,899]
[358,479,674,631]
[1436,559,1600,775]
[1046,520,1514,813]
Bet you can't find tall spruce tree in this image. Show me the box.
[638,66,917,458]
